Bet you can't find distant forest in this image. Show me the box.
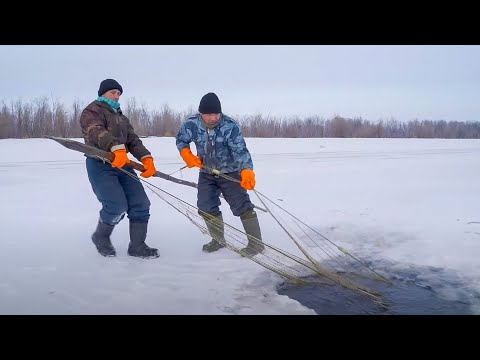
[1,97,479,139]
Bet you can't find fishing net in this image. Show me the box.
[141,175,389,309]
[47,136,390,310]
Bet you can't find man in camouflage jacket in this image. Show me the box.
[176,92,265,256]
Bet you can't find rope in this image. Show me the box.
[94,158,389,309]
[201,165,388,283]
[184,165,390,306]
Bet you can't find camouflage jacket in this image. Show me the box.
[79,100,151,161]
[175,114,253,174]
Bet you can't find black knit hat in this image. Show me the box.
[198,92,222,114]
[98,79,123,97]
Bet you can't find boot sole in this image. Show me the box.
[128,252,160,259]
[99,252,116,257]
[202,245,225,253]
[94,244,116,257]
[128,255,160,259]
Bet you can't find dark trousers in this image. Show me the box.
[197,171,254,217]
[86,158,150,225]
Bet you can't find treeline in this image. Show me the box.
[240,114,480,139]
[1,97,479,139]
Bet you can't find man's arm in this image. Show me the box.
[80,108,120,151]
[175,122,194,151]
[227,125,253,170]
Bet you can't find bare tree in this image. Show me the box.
[67,98,83,138]
[329,116,349,138]
[124,97,142,133]
[0,101,12,139]
[1,97,480,140]
[31,97,53,137]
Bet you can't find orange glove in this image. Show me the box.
[111,148,130,168]
[240,169,256,190]
[180,148,203,168]
[140,157,156,178]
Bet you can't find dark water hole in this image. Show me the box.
[277,261,479,315]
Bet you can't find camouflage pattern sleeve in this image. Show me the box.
[79,107,120,151]
[227,125,254,170]
[175,121,194,152]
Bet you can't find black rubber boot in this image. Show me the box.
[91,219,116,257]
[201,212,226,253]
[240,210,265,257]
[127,221,159,259]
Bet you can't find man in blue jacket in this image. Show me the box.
[175,92,264,256]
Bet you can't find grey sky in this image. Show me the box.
[1,45,479,122]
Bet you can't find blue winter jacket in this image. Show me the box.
[175,114,253,174]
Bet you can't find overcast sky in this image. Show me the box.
[1,45,479,122]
